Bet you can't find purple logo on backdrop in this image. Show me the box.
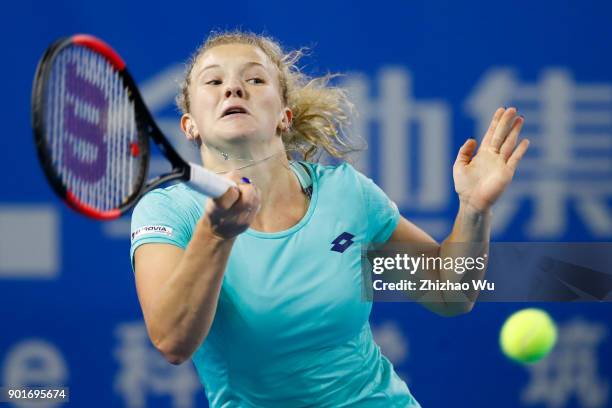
[62,62,108,182]
[331,232,355,253]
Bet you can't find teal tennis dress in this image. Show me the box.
[130,161,421,407]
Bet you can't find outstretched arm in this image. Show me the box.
[388,107,529,316]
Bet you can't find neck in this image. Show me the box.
[200,141,307,230]
[200,136,284,172]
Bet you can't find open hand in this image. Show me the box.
[453,107,529,213]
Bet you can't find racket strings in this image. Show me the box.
[43,45,142,212]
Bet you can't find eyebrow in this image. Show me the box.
[196,61,267,78]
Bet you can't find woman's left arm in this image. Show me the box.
[388,107,529,316]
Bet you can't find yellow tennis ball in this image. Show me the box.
[500,308,558,364]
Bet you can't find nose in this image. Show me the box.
[224,79,244,98]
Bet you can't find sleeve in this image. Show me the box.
[353,168,401,243]
[129,188,194,271]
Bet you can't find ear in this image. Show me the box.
[279,107,293,132]
[181,114,199,140]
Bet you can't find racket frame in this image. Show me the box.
[32,35,196,220]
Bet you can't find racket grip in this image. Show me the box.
[188,163,237,198]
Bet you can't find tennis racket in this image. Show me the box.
[31,34,236,220]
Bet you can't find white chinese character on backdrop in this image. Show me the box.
[466,68,612,239]
[522,318,609,408]
[114,322,200,408]
[343,68,452,238]
[372,321,410,383]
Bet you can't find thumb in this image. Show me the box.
[455,138,477,166]
[213,185,240,210]
[212,170,241,209]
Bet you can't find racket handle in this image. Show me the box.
[188,163,237,198]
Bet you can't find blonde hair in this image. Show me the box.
[176,30,360,162]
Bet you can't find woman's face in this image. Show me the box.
[184,44,290,148]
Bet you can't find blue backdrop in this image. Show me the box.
[1,0,611,407]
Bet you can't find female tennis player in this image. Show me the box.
[130,31,528,407]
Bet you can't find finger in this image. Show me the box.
[234,185,261,226]
[238,202,258,226]
[490,107,518,152]
[236,183,259,211]
[213,186,240,210]
[481,107,506,147]
[455,138,478,167]
[234,185,260,225]
[500,115,525,162]
[223,170,244,185]
[507,139,530,172]
[210,170,243,207]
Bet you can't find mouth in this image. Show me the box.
[221,106,249,118]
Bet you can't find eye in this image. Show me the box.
[205,79,222,85]
[247,78,265,84]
